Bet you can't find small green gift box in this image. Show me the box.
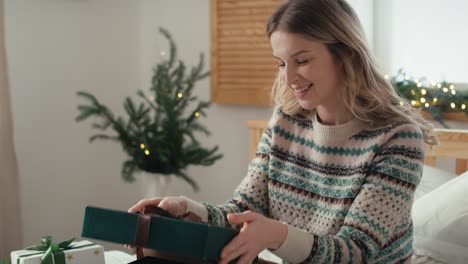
[81,206,237,263]
[10,237,104,264]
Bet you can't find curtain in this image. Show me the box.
[0,0,23,258]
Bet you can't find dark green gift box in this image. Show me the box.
[81,206,237,263]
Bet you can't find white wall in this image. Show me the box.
[374,0,468,83]
[5,0,143,250]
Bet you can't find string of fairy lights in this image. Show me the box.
[388,69,468,113]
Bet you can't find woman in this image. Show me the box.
[129,0,437,263]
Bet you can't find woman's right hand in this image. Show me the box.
[125,196,189,249]
[127,196,188,218]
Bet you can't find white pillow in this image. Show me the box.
[415,165,456,200]
[412,171,468,262]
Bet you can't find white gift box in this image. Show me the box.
[11,240,105,264]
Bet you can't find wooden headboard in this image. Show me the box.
[247,120,468,175]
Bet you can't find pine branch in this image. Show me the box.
[175,171,199,192]
[92,119,111,130]
[188,122,211,136]
[122,160,138,182]
[182,129,201,146]
[137,90,158,112]
[191,53,209,81]
[159,27,176,68]
[89,134,118,143]
[186,101,210,125]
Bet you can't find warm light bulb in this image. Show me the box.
[433,98,438,103]
[437,83,442,88]
[384,74,389,79]
[451,90,456,95]
[411,100,417,106]
[421,89,427,95]
[194,112,200,117]
[420,98,426,103]
[450,84,455,89]
[462,104,466,110]
[177,92,183,98]
[140,144,145,149]
[144,150,150,155]
[443,87,449,93]
[425,103,430,108]
[400,101,404,106]
[417,83,422,87]
[451,103,456,109]
[411,90,416,95]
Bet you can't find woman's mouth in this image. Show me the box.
[293,84,313,99]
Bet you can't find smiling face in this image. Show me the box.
[270,30,343,113]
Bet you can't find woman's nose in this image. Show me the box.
[283,66,297,87]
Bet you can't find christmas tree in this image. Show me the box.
[75,28,222,191]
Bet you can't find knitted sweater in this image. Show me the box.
[186,108,424,263]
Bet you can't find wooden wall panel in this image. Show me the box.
[210,0,283,106]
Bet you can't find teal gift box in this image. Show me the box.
[81,206,237,263]
[10,238,104,264]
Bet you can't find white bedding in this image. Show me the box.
[412,235,468,264]
[414,165,456,200]
[411,166,468,264]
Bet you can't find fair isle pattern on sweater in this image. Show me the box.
[203,108,424,263]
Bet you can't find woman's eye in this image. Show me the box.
[297,59,309,65]
[277,63,285,68]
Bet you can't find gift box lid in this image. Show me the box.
[81,206,237,262]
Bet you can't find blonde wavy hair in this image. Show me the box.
[266,0,437,145]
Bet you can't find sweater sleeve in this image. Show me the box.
[185,111,277,228]
[272,123,424,263]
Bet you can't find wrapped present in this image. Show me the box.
[11,236,104,264]
[81,206,237,263]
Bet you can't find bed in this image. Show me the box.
[247,120,468,264]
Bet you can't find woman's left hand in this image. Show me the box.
[219,211,287,264]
